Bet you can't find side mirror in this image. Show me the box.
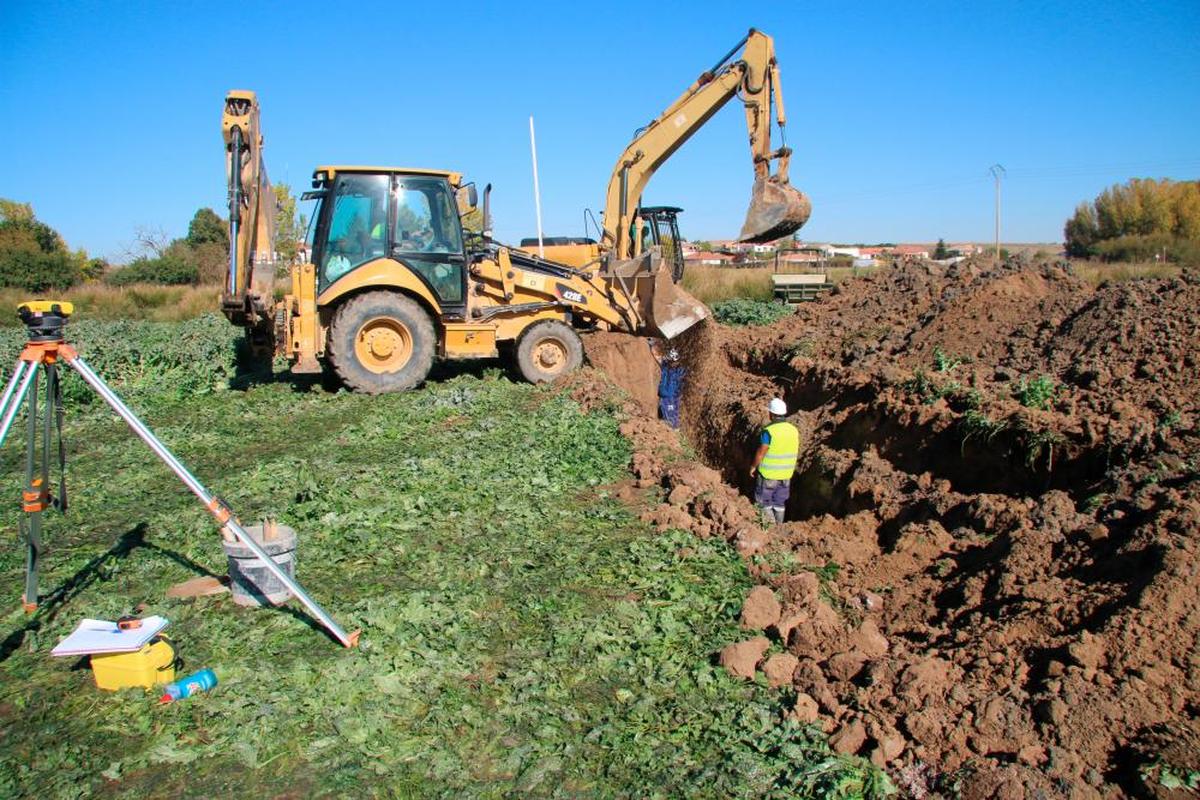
[456,182,479,215]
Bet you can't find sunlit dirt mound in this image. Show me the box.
[577,258,1200,798]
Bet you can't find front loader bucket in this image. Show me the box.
[738,178,812,244]
[646,266,707,339]
[603,251,708,339]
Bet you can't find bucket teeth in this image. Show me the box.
[739,178,812,244]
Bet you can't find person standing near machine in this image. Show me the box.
[749,398,799,523]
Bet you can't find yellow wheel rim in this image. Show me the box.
[354,316,413,373]
[532,337,569,376]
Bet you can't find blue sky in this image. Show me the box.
[2,1,1197,261]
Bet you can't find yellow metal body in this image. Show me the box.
[90,637,176,691]
[515,242,601,268]
[18,300,75,316]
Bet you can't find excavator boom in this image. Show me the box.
[602,28,811,257]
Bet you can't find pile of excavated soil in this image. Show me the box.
[577,258,1200,798]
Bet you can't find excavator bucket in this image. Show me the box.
[647,266,708,339]
[738,177,812,244]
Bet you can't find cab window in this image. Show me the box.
[392,177,463,255]
[321,173,388,286]
[392,177,465,305]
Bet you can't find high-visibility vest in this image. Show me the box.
[759,421,800,480]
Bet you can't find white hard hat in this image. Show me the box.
[769,398,787,416]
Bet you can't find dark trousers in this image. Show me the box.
[754,476,790,523]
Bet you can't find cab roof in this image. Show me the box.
[313,166,463,185]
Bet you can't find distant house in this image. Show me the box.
[948,243,981,257]
[685,251,735,266]
[893,245,929,259]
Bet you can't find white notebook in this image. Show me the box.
[50,616,169,657]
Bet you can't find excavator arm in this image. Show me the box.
[601,28,811,259]
[221,90,276,337]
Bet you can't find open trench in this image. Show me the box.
[581,322,1199,797]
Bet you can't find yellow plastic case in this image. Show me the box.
[90,636,176,691]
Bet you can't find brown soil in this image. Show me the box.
[577,257,1200,798]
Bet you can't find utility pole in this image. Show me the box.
[990,164,1006,263]
[529,116,545,258]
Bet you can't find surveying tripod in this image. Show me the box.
[0,301,358,647]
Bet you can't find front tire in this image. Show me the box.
[327,291,435,394]
[515,320,583,384]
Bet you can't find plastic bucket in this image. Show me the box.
[222,523,297,607]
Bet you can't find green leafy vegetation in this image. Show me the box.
[931,346,966,374]
[960,409,1008,451]
[711,298,794,327]
[1014,374,1059,410]
[0,324,887,798]
[0,313,241,403]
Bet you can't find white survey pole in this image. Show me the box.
[529,116,545,257]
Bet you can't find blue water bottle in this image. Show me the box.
[159,668,218,703]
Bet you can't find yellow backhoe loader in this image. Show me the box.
[220,28,809,393]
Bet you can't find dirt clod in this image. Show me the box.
[718,637,770,679]
[761,652,799,688]
[739,585,782,629]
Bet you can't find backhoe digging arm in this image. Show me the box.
[221,90,276,337]
[601,28,811,258]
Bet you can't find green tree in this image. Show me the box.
[0,200,81,290]
[933,238,949,259]
[0,199,34,223]
[186,207,228,249]
[272,184,307,263]
[1066,178,1200,263]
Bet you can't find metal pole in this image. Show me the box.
[0,362,39,449]
[228,126,244,296]
[64,353,357,648]
[990,164,1005,263]
[22,369,42,608]
[529,116,545,258]
[0,361,28,424]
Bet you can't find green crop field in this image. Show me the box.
[0,315,887,799]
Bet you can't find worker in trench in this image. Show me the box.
[749,398,799,524]
[658,347,685,429]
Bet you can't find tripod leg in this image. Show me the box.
[0,361,38,449]
[64,354,359,647]
[0,360,30,427]
[22,371,43,611]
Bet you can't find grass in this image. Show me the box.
[0,323,889,799]
[0,283,222,327]
[1066,260,1183,286]
[682,265,879,305]
[682,266,775,304]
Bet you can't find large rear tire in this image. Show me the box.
[515,320,583,384]
[327,291,435,394]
